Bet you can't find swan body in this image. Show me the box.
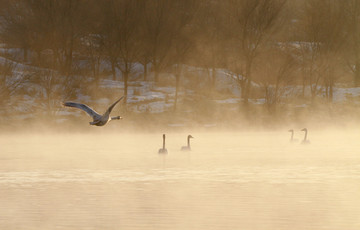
[63,96,124,126]
[301,128,310,144]
[288,129,298,142]
[158,134,168,154]
[181,135,194,151]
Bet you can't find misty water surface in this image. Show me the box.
[0,131,360,230]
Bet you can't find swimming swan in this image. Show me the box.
[301,128,310,144]
[158,134,168,154]
[63,96,124,126]
[181,135,194,151]
[288,129,298,142]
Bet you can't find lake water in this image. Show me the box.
[1,131,360,229]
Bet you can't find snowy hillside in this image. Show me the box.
[1,48,360,128]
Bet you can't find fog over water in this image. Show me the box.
[2,0,360,228]
[1,130,360,229]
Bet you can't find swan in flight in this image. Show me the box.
[63,96,124,126]
[158,134,168,154]
[181,135,194,151]
[301,128,310,144]
[288,129,298,142]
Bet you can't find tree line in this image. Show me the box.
[0,0,359,114]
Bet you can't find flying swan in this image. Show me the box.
[63,96,124,126]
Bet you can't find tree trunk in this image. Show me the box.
[274,81,279,107]
[325,84,329,99]
[154,64,159,82]
[329,84,333,102]
[96,57,100,77]
[302,76,306,98]
[37,50,42,66]
[211,67,216,91]
[66,40,73,76]
[238,75,246,99]
[174,64,181,111]
[23,47,28,62]
[355,61,360,86]
[47,93,52,116]
[174,73,180,111]
[111,60,116,80]
[329,70,334,102]
[143,62,148,81]
[243,60,253,105]
[124,71,129,104]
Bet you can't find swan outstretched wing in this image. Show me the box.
[63,102,101,120]
[104,96,124,115]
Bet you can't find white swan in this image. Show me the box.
[288,129,298,142]
[63,96,124,126]
[301,128,310,144]
[181,135,194,151]
[158,134,168,154]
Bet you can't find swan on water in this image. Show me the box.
[181,135,194,151]
[158,134,168,154]
[63,96,124,126]
[301,128,310,144]
[288,129,298,142]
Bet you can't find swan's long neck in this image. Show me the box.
[187,136,191,147]
[303,130,307,141]
[290,131,294,140]
[163,135,166,149]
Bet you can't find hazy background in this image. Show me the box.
[0,0,360,131]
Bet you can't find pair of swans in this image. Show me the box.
[158,134,194,154]
[63,96,124,126]
[289,128,310,144]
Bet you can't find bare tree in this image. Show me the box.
[344,0,360,86]
[258,46,296,113]
[100,0,142,104]
[137,41,151,81]
[1,0,84,75]
[0,1,31,62]
[300,0,347,101]
[142,0,178,82]
[0,61,32,121]
[98,9,119,82]
[136,3,152,82]
[115,0,141,104]
[168,0,198,111]
[228,0,287,105]
[35,70,80,116]
[80,34,103,86]
[195,0,228,92]
[0,61,29,105]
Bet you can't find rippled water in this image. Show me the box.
[1,131,360,229]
